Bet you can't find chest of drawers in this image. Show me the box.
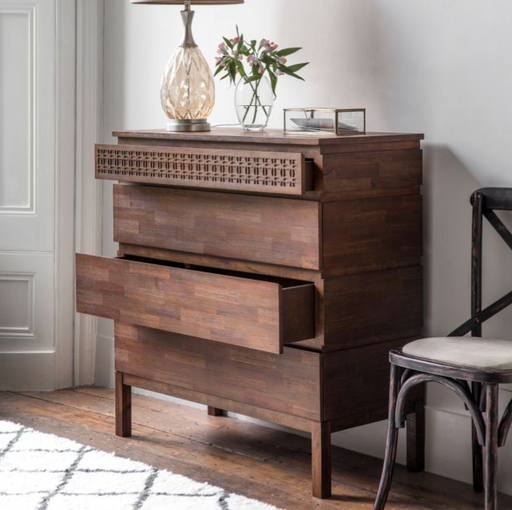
[76,128,424,498]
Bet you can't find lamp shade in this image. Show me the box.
[132,1,243,4]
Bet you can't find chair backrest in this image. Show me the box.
[450,188,512,337]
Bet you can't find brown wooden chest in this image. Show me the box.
[76,128,424,498]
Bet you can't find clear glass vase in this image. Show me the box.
[235,76,274,132]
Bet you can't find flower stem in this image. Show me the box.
[240,78,269,126]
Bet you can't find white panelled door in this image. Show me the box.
[0,0,75,389]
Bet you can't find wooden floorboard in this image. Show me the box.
[0,388,509,509]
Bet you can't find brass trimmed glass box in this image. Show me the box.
[284,108,366,136]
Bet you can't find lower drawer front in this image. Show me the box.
[76,254,315,354]
[115,324,321,421]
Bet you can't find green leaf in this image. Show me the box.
[278,65,305,81]
[268,68,278,97]
[251,40,257,49]
[276,47,302,57]
[245,74,261,84]
[214,65,224,77]
[286,62,309,73]
[223,37,233,49]
[235,59,247,79]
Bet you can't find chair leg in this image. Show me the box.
[473,382,484,492]
[406,398,425,473]
[311,421,331,499]
[207,406,224,417]
[485,384,499,510]
[373,364,401,510]
[115,372,132,438]
[473,424,484,493]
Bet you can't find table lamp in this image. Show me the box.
[132,0,244,132]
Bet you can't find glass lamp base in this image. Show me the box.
[166,119,211,132]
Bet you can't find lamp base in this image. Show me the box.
[166,119,211,132]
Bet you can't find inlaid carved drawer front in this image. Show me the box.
[76,255,315,354]
[96,144,313,196]
[114,185,322,270]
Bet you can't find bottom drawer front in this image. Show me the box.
[115,324,321,421]
[76,254,315,354]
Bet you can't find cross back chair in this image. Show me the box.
[374,188,512,510]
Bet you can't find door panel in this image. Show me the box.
[0,2,55,251]
[0,0,75,389]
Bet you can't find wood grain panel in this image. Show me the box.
[115,324,322,421]
[323,337,419,424]
[114,185,321,270]
[322,150,422,198]
[323,195,423,275]
[324,266,423,349]
[76,255,315,354]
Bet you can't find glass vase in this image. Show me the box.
[160,5,215,132]
[161,45,215,129]
[235,76,274,132]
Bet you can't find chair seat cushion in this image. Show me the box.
[403,337,512,370]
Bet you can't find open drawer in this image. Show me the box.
[95,144,314,196]
[76,254,315,354]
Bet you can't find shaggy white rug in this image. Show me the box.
[0,420,282,510]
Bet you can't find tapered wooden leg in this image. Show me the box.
[473,382,484,493]
[311,421,331,499]
[406,398,425,473]
[485,384,499,510]
[115,372,132,438]
[373,364,401,510]
[207,406,224,417]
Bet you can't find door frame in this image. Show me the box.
[54,0,78,388]
[74,0,104,387]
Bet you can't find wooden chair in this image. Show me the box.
[373,188,512,510]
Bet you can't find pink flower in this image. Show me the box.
[247,55,256,64]
[277,70,285,76]
[218,42,226,49]
[231,36,240,44]
[258,67,265,75]
[281,56,287,64]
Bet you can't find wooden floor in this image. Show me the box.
[1,388,510,510]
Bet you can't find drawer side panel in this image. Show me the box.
[323,195,423,274]
[324,266,423,349]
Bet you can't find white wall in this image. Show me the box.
[97,0,512,494]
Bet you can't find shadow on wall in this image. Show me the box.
[271,0,387,125]
[424,144,512,342]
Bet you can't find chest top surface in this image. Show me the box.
[113,128,424,148]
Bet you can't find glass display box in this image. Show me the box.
[284,108,366,136]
